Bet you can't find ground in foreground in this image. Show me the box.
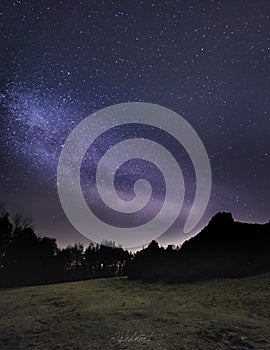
[0,273,270,350]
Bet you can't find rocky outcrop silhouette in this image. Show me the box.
[128,212,270,282]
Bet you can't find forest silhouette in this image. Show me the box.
[0,207,131,287]
[1,208,270,288]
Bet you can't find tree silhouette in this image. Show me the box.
[0,206,13,270]
[0,207,132,287]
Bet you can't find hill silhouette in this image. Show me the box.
[127,212,270,282]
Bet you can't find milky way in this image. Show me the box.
[0,1,269,247]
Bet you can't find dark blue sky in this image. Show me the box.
[0,0,269,247]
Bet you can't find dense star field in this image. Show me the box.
[0,0,269,247]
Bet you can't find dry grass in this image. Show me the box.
[0,273,270,349]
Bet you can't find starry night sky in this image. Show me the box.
[0,0,269,247]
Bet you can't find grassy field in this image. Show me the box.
[0,274,270,350]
